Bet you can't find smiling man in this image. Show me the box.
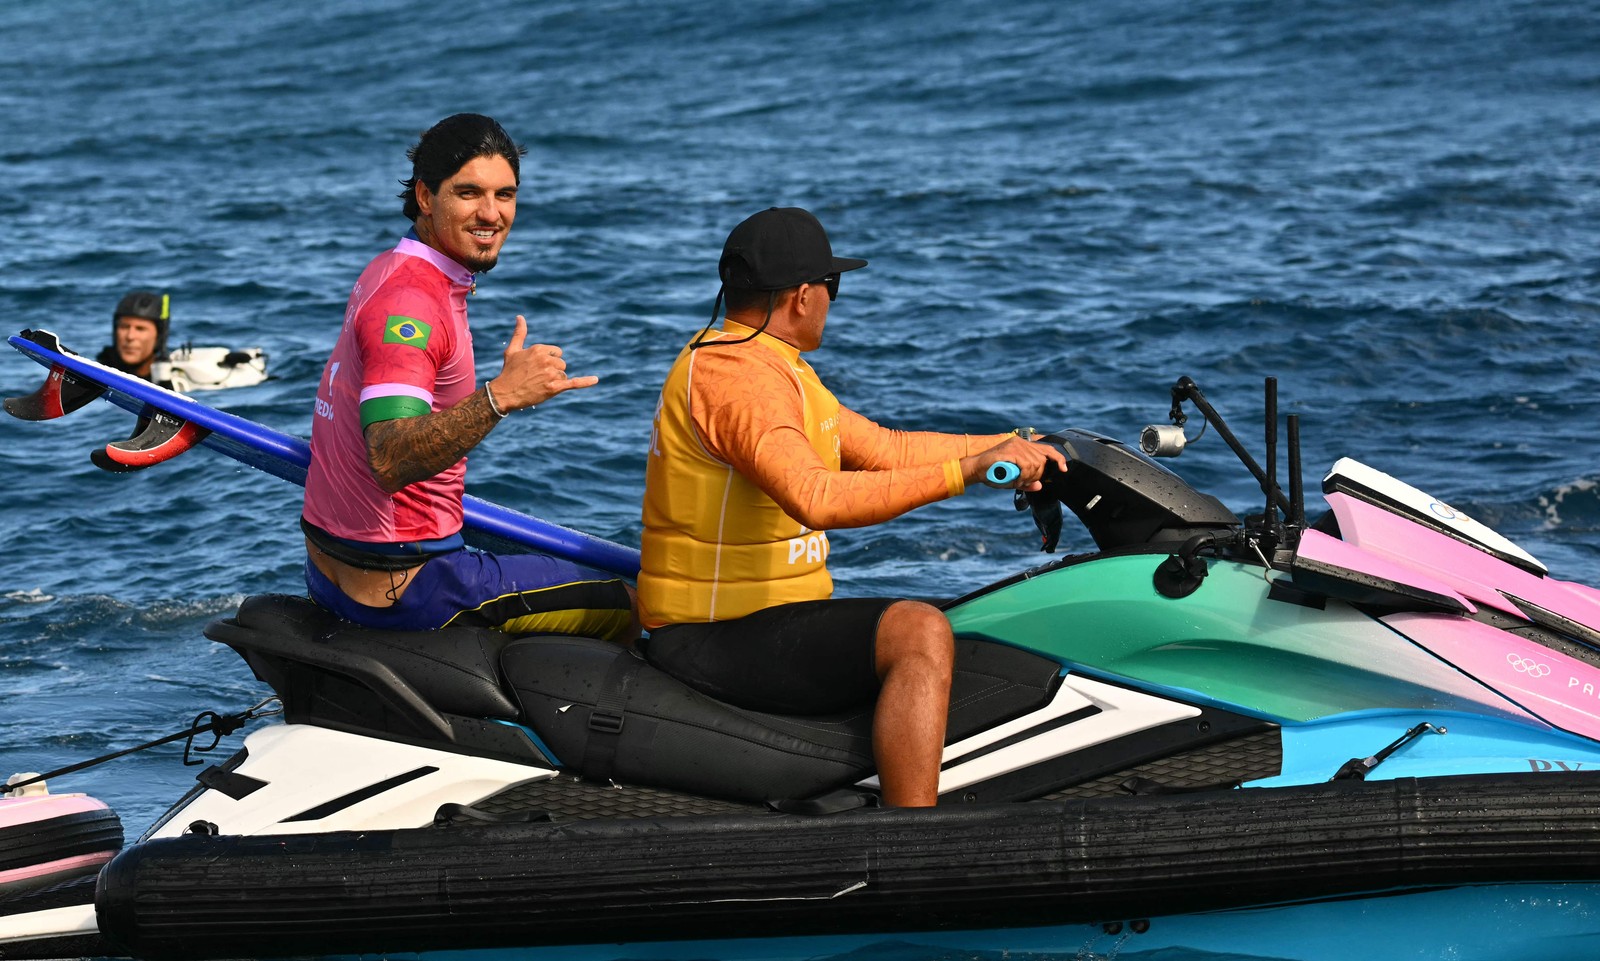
[300,114,635,640]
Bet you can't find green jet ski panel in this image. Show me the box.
[948,555,1537,725]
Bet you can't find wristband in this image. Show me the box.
[484,381,508,420]
[1011,427,1037,441]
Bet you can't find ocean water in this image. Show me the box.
[1,0,1598,950]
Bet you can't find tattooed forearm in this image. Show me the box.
[366,387,503,493]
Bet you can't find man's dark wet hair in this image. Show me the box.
[399,114,528,222]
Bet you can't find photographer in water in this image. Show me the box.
[97,290,171,384]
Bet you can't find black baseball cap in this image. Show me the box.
[718,207,868,291]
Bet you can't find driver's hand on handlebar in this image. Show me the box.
[963,435,1069,491]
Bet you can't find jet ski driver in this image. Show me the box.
[637,207,1066,807]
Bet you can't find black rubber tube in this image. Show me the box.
[95,771,1600,960]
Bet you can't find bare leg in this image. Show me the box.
[872,600,955,807]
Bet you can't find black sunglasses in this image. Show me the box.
[806,273,840,301]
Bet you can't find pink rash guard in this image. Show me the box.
[302,233,477,545]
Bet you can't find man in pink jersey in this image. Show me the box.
[301,113,635,641]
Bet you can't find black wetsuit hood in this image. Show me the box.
[101,290,171,377]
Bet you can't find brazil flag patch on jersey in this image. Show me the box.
[383,316,433,349]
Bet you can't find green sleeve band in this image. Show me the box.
[360,395,431,428]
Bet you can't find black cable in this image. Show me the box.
[5,696,281,794]
[690,289,777,350]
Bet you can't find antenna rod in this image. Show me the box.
[1264,377,1279,528]
[1287,413,1306,530]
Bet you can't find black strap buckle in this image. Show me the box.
[581,651,646,783]
[588,710,625,735]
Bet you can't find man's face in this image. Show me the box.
[416,154,518,273]
[115,316,160,368]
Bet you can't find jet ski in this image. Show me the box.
[7,376,1600,961]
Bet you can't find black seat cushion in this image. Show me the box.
[502,635,1062,803]
[209,594,519,722]
[504,637,875,802]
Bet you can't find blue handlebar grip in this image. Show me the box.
[986,461,1021,485]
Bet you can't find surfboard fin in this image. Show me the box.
[90,406,211,473]
[4,362,108,421]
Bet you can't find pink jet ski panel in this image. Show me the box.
[1386,611,1600,742]
[1328,492,1600,629]
[1293,528,1476,613]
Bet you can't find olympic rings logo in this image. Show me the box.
[1506,653,1551,677]
[1428,501,1460,521]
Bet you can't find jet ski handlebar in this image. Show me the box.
[1014,376,1306,556]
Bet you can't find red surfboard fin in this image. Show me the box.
[4,362,108,421]
[89,407,211,473]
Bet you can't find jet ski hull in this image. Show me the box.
[92,771,1600,960]
[0,795,121,896]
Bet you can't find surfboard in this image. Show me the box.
[5,329,641,577]
[154,345,269,393]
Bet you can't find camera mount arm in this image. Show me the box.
[1167,376,1292,518]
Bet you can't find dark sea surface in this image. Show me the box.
[1,0,1599,954]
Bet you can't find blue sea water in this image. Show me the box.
[1,0,1599,955]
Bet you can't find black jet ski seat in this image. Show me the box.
[206,594,1062,804]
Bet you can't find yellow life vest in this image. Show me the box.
[638,324,839,626]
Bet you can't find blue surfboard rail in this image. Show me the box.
[8,330,642,577]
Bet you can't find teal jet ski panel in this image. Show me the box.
[948,556,1540,725]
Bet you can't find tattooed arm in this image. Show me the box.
[365,387,502,493]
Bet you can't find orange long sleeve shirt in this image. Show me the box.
[638,321,1006,626]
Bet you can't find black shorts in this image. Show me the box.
[644,598,900,715]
